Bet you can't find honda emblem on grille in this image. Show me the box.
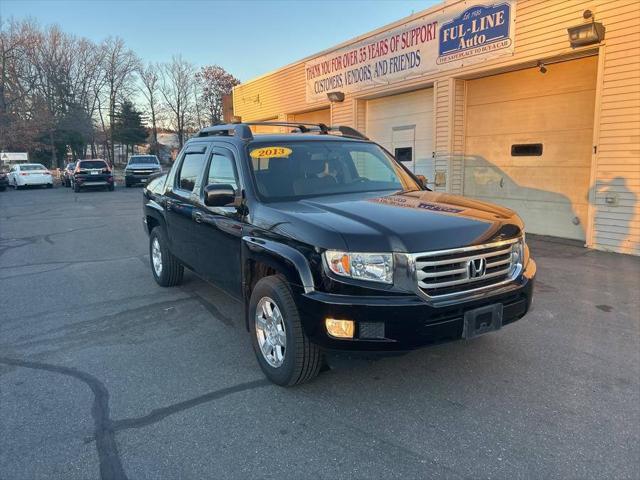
[468,257,487,278]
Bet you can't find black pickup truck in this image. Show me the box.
[142,122,536,386]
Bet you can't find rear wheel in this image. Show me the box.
[46,183,53,189]
[249,276,323,386]
[149,226,184,287]
[107,184,114,191]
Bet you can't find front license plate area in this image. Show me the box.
[462,304,503,339]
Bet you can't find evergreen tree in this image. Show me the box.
[112,100,148,158]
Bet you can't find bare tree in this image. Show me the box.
[138,62,160,148]
[100,37,139,165]
[160,55,196,148]
[196,65,240,125]
[0,19,40,152]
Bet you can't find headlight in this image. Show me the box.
[324,251,393,284]
[510,236,526,272]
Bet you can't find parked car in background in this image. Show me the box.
[0,169,8,191]
[7,163,53,189]
[124,155,161,187]
[61,162,76,187]
[142,122,536,386]
[71,159,114,192]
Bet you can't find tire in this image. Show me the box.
[0,186,6,192]
[46,183,53,189]
[108,184,115,191]
[125,181,131,188]
[249,276,322,386]
[149,226,184,287]
[73,183,80,193]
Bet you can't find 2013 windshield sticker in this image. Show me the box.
[250,147,293,159]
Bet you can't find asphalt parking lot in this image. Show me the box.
[1,185,639,480]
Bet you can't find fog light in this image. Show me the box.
[325,318,354,339]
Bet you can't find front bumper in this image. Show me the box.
[296,259,536,351]
[126,172,159,184]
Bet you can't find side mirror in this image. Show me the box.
[204,183,236,207]
[416,174,428,187]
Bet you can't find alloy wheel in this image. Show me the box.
[255,296,287,368]
[151,237,163,276]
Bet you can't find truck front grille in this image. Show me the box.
[414,238,522,299]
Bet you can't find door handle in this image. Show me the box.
[194,212,204,223]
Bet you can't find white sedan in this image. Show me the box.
[8,163,53,189]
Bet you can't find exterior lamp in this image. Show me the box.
[567,22,605,48]
[327,91,345,103]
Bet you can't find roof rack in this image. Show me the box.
[196,122,369,141]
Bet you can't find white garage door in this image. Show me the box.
[464,56,597,240]
[367,89,434,181]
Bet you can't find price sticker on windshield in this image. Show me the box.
[250,147,292,159]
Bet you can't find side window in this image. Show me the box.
[207,151,238,192]
[176,151,206,192]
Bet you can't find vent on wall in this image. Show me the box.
[395,147,413,163]
[511,143,543,156]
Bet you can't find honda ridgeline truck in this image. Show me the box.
[142,122,536,386]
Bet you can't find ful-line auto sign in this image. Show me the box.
[304,1,516,102]
[437,3,513,65]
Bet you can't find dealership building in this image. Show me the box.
[232,0,639,255]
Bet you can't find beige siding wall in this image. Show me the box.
[590,5,640,255]
[450,79,466,195]
[233,0,640,254]
[433,79,450,191]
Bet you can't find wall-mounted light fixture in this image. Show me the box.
[327,91,345,103]
[567,11,605,48]
[537,61,547,74]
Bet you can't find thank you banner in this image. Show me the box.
[305,1,516,102]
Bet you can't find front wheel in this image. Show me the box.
[149,226,184,287]
[249,276,323,386]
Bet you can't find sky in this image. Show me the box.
[1,0,440,81]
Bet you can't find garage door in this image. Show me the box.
[251,118,281,134]
[290,109,331,125]
[367,89,434,180]
[464,56,597,240]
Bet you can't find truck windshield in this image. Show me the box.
[129,156,158,164]
[247,140,420,201]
